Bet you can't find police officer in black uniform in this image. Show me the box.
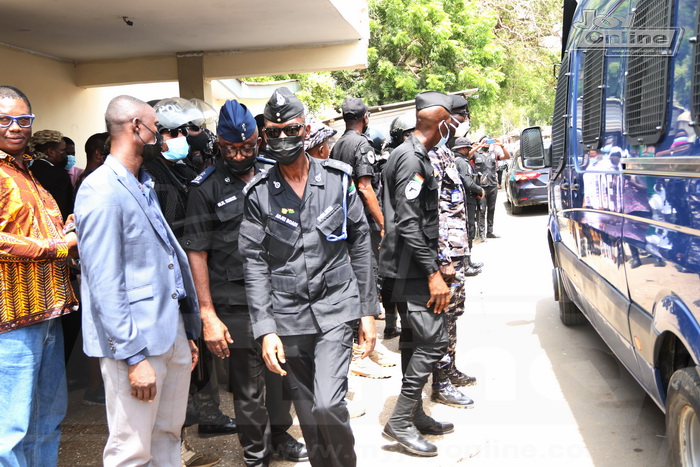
[239,87,377,467]
[182,100,307,466]
[379,91,456,458]
[453,137,485,270]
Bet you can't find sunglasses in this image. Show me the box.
[0,114,35,128]
[263,124,305,139]
[164,124,201,138]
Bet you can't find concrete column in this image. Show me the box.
[176,53,212,102]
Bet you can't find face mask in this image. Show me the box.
[436,121,450,148]
[162,136,189,161]
[139,124,164,157]
[266,135,305,166]
[54,152,69,169]
[455,120,471,138]
[225,155,256,174]
[65,154,76,170]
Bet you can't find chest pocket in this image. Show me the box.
[265,216,300,259]
[422,176,439,211]
[215,199,244,223]
[316,204,344,238]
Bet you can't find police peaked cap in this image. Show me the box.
[263,87,304,123]
[450,95,468,112]
[218,100,257,143]
[415,91,452,112]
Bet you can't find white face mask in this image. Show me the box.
[455,120,471,138]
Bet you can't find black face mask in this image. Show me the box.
[224,155,256,174]
[265,136,304,166]
[139,124,164,157]
[187,131,211,154]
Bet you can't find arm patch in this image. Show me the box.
[322,158,353,175]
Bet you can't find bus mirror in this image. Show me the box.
[520,126,545,168]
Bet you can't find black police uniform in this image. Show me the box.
[454,155,483,249]
[182,159,293,466]
[473,148,499,238]
[378,134,448,399]
[239,156,376,467]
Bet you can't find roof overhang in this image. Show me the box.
[0,0,368,87]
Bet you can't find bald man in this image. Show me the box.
[378,91,456,457]
[75,95,201,466]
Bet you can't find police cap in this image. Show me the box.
[415,91,452,112]
[450,95,468,113]
[263,87,304,123]
[341,97,368,119]
[217,99,257,143]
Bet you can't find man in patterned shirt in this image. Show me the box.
[426,95,478,409]
[0,85,78,465]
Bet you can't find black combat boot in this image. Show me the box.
[382,395,437,457]
[467,255,484,269]
[413,399,454,435]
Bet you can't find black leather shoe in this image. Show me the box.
[198,417,237,436]
[431,385,474,409]
[449,371,477,387]
[414,415,454,435]
[383,327,401,339]
[273,433,309,462]
[486,233,501,238]
[382,424,437,457]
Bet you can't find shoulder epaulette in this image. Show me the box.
[190,166,216,185]
[242,170,269,196]
[321,158,353,175]
[256,155,277,165]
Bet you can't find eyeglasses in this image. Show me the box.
[221,144,257,158]
[263,124,304,139]
[0,114,35,128]
[163,124,201,138]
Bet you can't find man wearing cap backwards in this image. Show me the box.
[183,99,308,466]
[378,91,456,457]
[75,95,201,466]
[239,87,377,467]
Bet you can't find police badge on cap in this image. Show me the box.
[263,87,304,123]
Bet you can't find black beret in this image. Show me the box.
[450,95,468,112]
[263,87,304,123]
[342,97,368,119]
[415,91,452,112]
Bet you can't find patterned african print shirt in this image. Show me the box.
[428,145,469,262]
[0,151,77,333]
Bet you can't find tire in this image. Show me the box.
[511,203,523,215]
[667,367,700,467]
[558,280,586,326]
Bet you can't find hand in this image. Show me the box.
[439,263,456,283]
[426,271,450,314]
[188,340,199,371]
[358,316,377,358]
[261,333,287,376]
[128,359,157,402]
[65,232,79,258]
[202,312,233,359]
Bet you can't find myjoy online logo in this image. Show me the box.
[574,9,682,56]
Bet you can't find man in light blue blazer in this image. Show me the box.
[75,95,201,466]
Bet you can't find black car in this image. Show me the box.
[505,137,550,214]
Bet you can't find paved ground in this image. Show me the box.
[58,193,670,466]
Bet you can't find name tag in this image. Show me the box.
[451,190,463,203]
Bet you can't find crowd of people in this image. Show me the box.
[0,83,509,467]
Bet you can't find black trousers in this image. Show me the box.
[219,308,293,467]
[466,200,477,250]
[397,301,448,400]
[281,323,355,467]
[478,185,498,237]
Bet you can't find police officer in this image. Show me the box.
[452,137,485,268]
[182,100,307,466]
[471,135,510,239]
[379,91,455,457]
[239,87,377,467]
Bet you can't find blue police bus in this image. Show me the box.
[521,0,700,464]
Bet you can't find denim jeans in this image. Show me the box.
[0,318,67,466]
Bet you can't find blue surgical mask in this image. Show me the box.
[162,136,189,161]
[65,154,76,170]
[436,121,450,148]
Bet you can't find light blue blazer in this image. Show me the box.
[75,156,201,360]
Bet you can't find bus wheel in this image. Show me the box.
[667,367,700,466]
